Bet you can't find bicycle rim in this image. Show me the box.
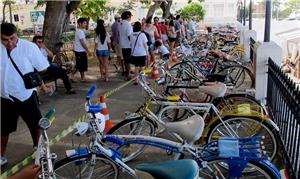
[199,160,277,178]
[207,117,277,161]
[54,154,118,179]
[106,118,155,162]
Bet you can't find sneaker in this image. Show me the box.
[33,146,38,151]
[1,157,7,166]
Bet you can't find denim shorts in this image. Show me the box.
[96,50,110,58]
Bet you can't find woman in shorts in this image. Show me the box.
[167,20,177,56]
[130,21,149,85]
[94,19,111,82]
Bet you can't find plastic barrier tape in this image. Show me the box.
[1,78,135,178]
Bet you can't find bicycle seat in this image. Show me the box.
[205,73,227,83]
[136,159,199,179]
[198,82,227,98]
[165,115,204,143]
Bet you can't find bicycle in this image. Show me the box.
[35,108,56,179]
[107,70,278,163]
[54,85,280,179]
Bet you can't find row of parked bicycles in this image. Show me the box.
[34,28,281,179]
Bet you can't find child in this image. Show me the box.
[154,40,170,60]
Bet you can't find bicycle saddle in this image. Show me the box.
[136,159,199,179]
[165,114,204,143]
[198,82,227,98]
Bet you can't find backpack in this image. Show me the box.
[142,31,152,46]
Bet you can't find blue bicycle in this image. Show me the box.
[53,85,280,179]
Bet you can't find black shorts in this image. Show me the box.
[1,92,42,136]
[74,51,88,72]
[122,48,132,64]
[131,56,147,67]
[168,37,176,42]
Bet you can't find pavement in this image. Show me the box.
[0,56,175,177]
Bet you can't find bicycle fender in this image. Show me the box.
[256,159,281,179]
[228,159,249,177]
[265,118,280,131]
[66,148,90,159]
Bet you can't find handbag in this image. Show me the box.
[7,49,43,89]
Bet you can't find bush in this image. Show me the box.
[179,2,205,21]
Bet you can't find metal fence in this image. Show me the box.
[267,58,300,179]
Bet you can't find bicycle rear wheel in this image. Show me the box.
[207,117,277,161]
[199,159,278,178]
[106,117,156,162]
[54,153,118,179]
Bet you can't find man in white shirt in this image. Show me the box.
[0,23,51,165]
[73,17,92,82]
[119,11,133,80]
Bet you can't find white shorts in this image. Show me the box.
[161,34,168,41]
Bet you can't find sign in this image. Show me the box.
[30,11,45,24]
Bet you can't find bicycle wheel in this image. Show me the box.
[199,159,278,178]
[212,93,264,113]
[54,153,118,179]
[207,117,277,161]
[106,117,156,162]
[166,62,197,84]
[218,66,254,90]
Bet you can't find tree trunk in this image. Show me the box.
[8,0,12,23]
[2,3,7,23]
[43,1,80,51]
[160,0,172,19]
[146,1,162,20]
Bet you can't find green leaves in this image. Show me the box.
[74,0,110,21]
[179,2,205,21]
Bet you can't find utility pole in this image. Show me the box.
[264,0,271,42]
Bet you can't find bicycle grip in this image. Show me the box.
[86,84,97,99]
[44,108,56,120]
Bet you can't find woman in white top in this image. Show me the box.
[130,21,148,84]
[94,19,111,82]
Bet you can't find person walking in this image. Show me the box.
[167,20,177,57]
[1,23,51,165]
[72,17,92,82]
[144,17,159,65]
[188,17,196,38]
[94,19,111,82]
[119,11,133,80]
[111,14,123,73]
[174,15,182,46]
[130,21,149,85]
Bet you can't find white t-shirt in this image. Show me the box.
[95,32,111,50]
[159,45,169,55]
[130,32,148,56]
[119,20,133,49]
[74,28,87,52]
[1,39,49,101]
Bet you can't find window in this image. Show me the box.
[214,4,224,17]
[13,14,19,22]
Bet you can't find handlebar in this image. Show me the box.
[45,108,56,121]
[86,84,97,100]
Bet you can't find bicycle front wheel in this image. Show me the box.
[54,153,118,179]
[106,117,156,162]
[199,159,278,178]
[207,117,277,161]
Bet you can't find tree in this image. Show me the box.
[74,0,110,22]
[42,1,81,51]
[179,2,205,21]
[117,0,136,15]
[2,0,16,23]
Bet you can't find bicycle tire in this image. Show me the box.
[54,153,119,179]
[212,93,263,113]
[218,65,254,90]
[199,159,279,178]
[167,62,198,84]
[106,117,156,162]
[207,116,278,161]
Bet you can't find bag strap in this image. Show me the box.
[6,49,24,78]
[131,32,142,55]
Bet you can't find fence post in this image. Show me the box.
[243,30,257,62]
[254,42,282,104]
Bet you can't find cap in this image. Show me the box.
[114,14,121,18]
